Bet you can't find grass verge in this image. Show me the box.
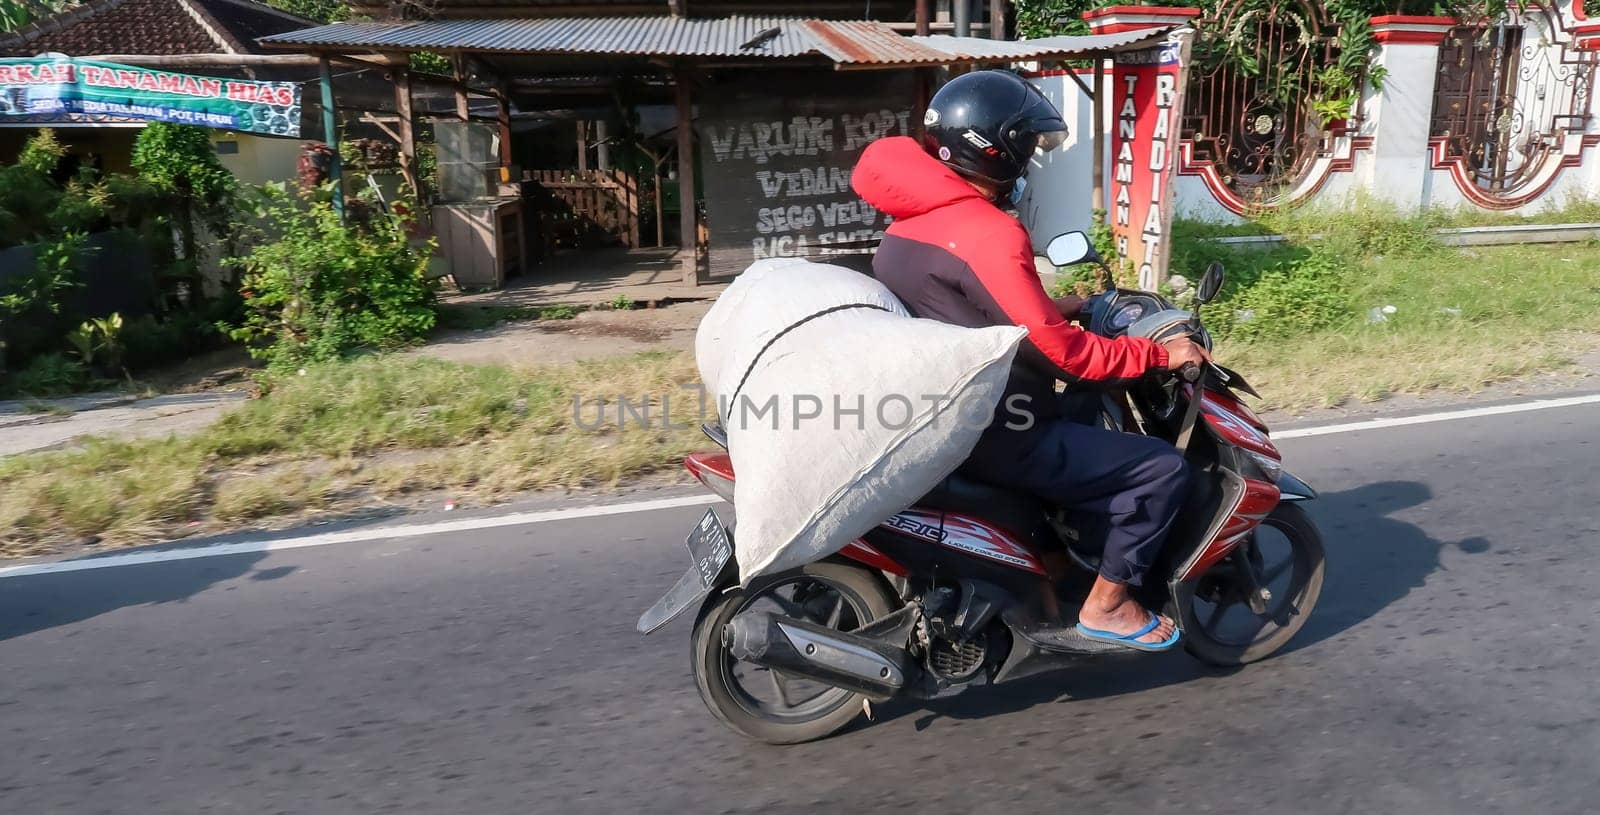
[1191,217,1600,410]
[1203,240,1600,406]
[0,352,704,557]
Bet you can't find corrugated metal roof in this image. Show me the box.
[795,19,935,65]
[262,16,849,57]
[259,15,1171,66]
[906,29,1171,62]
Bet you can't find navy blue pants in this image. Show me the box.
[961,419,1189,587]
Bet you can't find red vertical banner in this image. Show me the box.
[1109,30,1194,290]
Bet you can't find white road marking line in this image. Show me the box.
[0,494,721,579]
[4,392,1598,579]
[1273,393,1600,439]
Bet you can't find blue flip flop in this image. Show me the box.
[1075,614,1182,653]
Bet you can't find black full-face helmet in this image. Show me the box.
[921,69,1070,187]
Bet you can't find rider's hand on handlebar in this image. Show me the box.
[1053,295,1087,322]
[1162,337,1211,372]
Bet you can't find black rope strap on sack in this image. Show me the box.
[726,303,894,410]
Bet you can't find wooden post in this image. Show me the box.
[625,169,640,249]
[914,2,934,131]
[317,55,343,218]
[394,67,418,200]
[452,54,469,122]
[1091,56,1105,215]
[496,81,512,175]
[674,65,697,285]
[990,0,1005,39]
[654,158,666,248]
[576,120,589,172]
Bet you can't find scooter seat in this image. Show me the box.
[916,474,1047,539]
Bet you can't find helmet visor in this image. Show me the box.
[1035,127,1069,154]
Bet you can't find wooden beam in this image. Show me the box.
[358,113,402,145]
[82,52,387,68]
[674,65,698,285]
[318,56,344,218]
[1065,66,1094,99]
[394,68,419,199]
[990,0,1006,39]
[915,0,930,35]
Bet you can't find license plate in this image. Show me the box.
[685,509,733,589]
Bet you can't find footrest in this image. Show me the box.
[1015,622,1140,656]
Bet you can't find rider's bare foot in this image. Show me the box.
[1077,576,1175,644]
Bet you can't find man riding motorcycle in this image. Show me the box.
[851,70,1210,651]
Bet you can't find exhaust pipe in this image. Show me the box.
[723,611,919,700]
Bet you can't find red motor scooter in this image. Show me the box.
[638,234,1325,744]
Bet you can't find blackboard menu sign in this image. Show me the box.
[698,71,915,278]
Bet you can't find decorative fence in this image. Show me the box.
[1029,1,1600,228]
[1182,0,1347,207]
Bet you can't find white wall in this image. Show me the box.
[1018,71,1097,248]
[213,133,301,187]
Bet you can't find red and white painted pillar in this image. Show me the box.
[1359,15,1456,208]
[1080,5,1201,34]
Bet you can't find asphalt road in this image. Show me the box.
[3,401,1599,814]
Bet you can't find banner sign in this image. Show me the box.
[0,58,301,137]
[1109,30,1194,290]
[698,71,913,278]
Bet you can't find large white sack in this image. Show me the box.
[695,257,909,403]
[694,259,1027,583]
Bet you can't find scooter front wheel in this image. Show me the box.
[1178,503,1326,666]
[690,561,897,744]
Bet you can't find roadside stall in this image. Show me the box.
[259,16,1176,287]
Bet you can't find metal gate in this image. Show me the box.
[1182,0,1344,203]
[1429,7,1596,194]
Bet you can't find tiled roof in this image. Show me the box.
[0,0,313,58]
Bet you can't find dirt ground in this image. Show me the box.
[415,301,709,368]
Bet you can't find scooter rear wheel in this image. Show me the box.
[690,561,897,744]
[1178,503,1325,666]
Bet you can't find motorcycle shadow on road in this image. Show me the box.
[1285,479,1488,653]
[0,551,291,643]
[865,479,1487,733]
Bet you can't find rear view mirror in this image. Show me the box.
[1045,231,1099,267]
[1196,261,1225,305]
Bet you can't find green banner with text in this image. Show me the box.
[0,58,301,137]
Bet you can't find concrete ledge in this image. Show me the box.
[1209,222,1600,249]
[1431,223,1600,245]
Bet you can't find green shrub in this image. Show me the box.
[226,184,438,370]
[4,353,94,398]
[1,232,86,368]
[130,122,236,275]
[1203,249,1351,342]
[120,310,225,371]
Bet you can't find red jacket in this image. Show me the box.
[853,136,1169,388]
